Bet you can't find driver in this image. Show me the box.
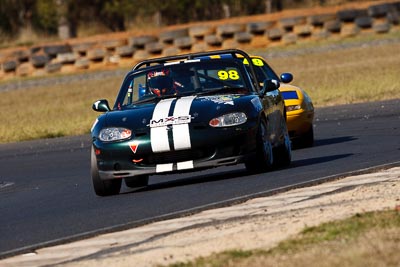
[147,69,178,96]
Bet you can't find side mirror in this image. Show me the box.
[92,99,111,112]
[260,79,280,96]
[280,73,293,83]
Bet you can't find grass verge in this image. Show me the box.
[0,32,399,143]
[169,209,400,267]
[0,76,120,143]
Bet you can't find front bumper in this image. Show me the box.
[93,122,258,180]
[98,154,253,180]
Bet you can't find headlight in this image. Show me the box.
[99,127,132,142]
[286,105,301,111]
[209,112,247,127]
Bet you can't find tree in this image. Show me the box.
[0,0,36,37]
[33,0,58,35]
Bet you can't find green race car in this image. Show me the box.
[91,49,291,196]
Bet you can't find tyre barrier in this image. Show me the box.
[373,21,392,33]
[216,24,245,38]
[293,24,313,37]
[56,52,77,64]
[31,54,49,68]
[159,28,188,44]
[45,62,63,73]
[144,42,164,54]
[340,23,361,37]
[16,62,32,76]
[74,58,90,69]
[387,10,400,24]
[337,8,368,22]
[173,36,194,49]
[307,13,337,26]
[246,21,274,35]
[1,0,399,79]
[234,32,253,43]
[368,3,394,17]
[43,44,71,58]
[279,16,307,31]
[115,46,135,57]
[204,35,223,46]
[355,16,374,28]
[3,60,18,72]
[128,35,158,49]
[102,39,127,51]
[266,27,284,41]
[324,20,342,33]
[86,48,106,62]
[282,33,298,45]
[188,25,215,39]
[12,50,30,62]
[71,42,96,56]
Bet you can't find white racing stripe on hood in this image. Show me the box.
[151,98,174,153]
[173,96,196,150]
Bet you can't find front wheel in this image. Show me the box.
[273,121,292,168]
[245,118,274,173]
[302,126,314,148]
[91,147,121,196]
[294,126,314,149]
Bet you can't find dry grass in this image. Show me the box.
[170,210,400,267]
[0,76,120,143]
[0,32,400,143]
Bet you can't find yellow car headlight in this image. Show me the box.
[286,105,301,111]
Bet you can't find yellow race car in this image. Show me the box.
[248,56,315,147]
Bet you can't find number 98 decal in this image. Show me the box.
[217,70,240,80]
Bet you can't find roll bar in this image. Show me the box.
[132,49,261,92]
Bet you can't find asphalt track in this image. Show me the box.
[0,99,399,258]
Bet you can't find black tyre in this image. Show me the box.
[234,32,253,43]
[31,54,49,68]
[91,147,121,196]
[3,60,18,72]
[302,126,314,148]
[159,29,189,44]
[173,36,194,49]
[355,16,373,29]
[273,121,292,168]
[246,21,272,34]
[124,175,149,188]
[43,44,71,58]
[216,24,244,38]
[245,119,274,173]
[294,126,314,149]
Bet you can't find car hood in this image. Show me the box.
[102,94,258,130]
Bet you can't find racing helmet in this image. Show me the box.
[147,69,173,96]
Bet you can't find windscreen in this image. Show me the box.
[118,59,253,107]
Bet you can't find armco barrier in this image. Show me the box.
[0,0,399,80]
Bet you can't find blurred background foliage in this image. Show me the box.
[0,0,358,45]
